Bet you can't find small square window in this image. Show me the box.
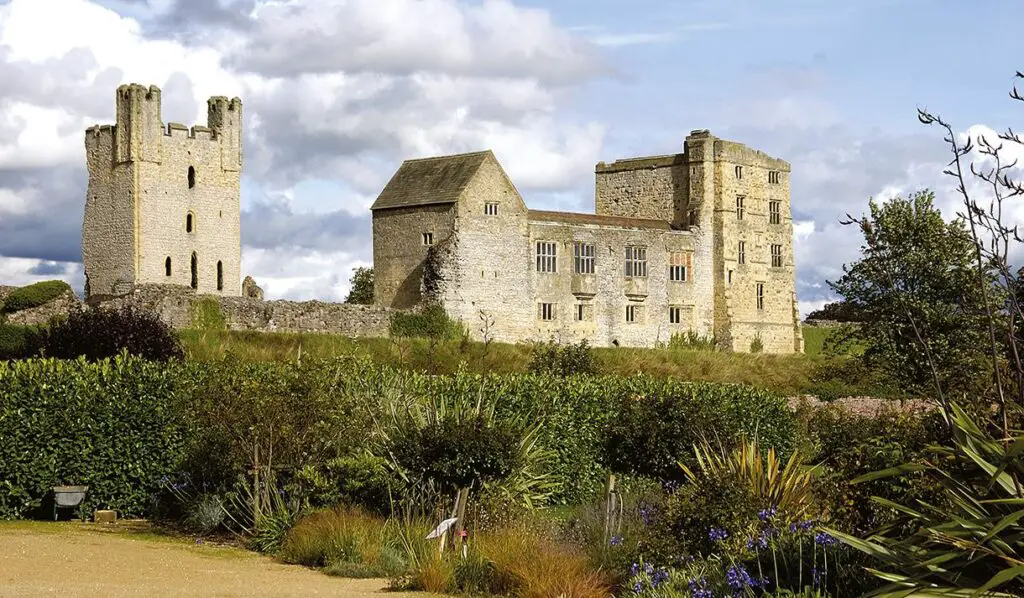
[539,302,555,321]
[669,306,682,324]
[422,232,434,246]
[768,171,780,184]
[484,202,499,216]
[625,304,641,323]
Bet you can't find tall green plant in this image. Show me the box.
[829,403,1024,595]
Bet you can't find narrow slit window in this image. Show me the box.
[738,241,746,265]
[188,166,196,189]
[422,232,434,246]
[736,195,745,220]
[190,252,198,289]
[186,212,194,233]
[735,165,743,179]
[164,256,172,277]
[756,283,765,310]
[217,260,224,291]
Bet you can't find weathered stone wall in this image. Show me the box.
[594,154,688,226]
[99,284,395,336]
[83,84,243,299]
[3,291,82,326]
[0,286,14,303]
[372,203,456,309]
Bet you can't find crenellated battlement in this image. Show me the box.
[85,83,244,170]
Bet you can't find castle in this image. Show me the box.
[372,132,803,353]
[82,84,243,299]
[81,84,801,353]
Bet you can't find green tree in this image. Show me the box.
[830,190,994,400]
[343,267,374,304]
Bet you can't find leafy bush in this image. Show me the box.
[295,454,396,516]
[0,280,71,314]
[0,323,42,360]
[37,305,183,362]
[749,333,764,354]
[667,330,717,352]
[389,304,459,339]
[602,382,796,483]
[527,339,598,376]
[0,355,190,518]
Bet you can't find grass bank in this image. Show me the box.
[178,326,890,398]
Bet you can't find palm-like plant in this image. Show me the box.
[827,403,1024,596]
[680,437,819,522]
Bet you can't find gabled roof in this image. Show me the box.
[371,150,493,211]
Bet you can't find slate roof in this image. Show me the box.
[371,150,493,211]
[527,210,675,231]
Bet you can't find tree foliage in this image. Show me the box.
[830,190,994,398]
[804,300,863,322]
[344,267,374,305]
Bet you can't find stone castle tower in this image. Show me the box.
[82,84,243,298]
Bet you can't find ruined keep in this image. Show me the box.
[82,84,243,299]
[371,131,803,353]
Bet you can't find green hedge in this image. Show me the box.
[0,356,796,518]
[0,280,72,314]
[0,356,190,518]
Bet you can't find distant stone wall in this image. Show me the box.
[3,291,82,326]
[97,284,396,336]
[0,286,14,303]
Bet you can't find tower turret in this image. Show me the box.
[207,96,243,172]
[114,84,163,164]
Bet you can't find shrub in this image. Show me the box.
[37,305,184,362]
[602,382,796,483]
[667,330,717,352]
[389,304,459,339]
[0,355,191,518]
[0,323,42,360]
[279,506,398,574]
[749,333,764,354]
[0,280,71,314]
[295,454,396,516]
[527,339,598,377]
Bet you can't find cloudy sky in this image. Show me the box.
[1,0,1022,313]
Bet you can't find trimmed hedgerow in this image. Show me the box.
[0,355,191,519]
[0,280,71,314]
[0,323,42,361]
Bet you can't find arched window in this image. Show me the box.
[187,166,196,189]
[190,252,198,289]
[165,256,172,277]
[217,261,224,291]
[186,212,194,233]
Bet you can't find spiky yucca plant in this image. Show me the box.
[680,437,819,521]
[827,403,1024,596]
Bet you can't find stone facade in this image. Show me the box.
[372,131,803,353]
[82,84,243,299]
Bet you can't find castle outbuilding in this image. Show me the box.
[371,130,803,353]
[82,84,243,298]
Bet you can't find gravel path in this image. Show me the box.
[787,395,934,417]
[0,521,435,598]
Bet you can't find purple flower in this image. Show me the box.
[757,506,777,522]
[815,531,838,546]
[644,562,654,576]
[632,580,643,594]
[708,527,729,542]
[651,568,669,587]
[688,577,713,598]
[630,562,640,576]
[610,535,622,546]
[726,564,758,590]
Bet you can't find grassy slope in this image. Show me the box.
[179,326,888,397]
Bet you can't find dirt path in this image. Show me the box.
[0,521,436,598]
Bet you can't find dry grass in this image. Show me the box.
[179,328,882,396]
[278,506,395,572]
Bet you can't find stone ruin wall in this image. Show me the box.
[94,284,397,336]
